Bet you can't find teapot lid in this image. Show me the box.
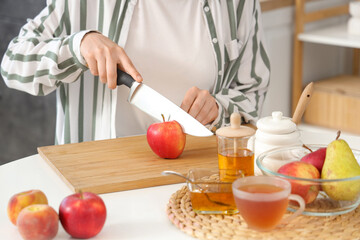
[256,111,296,134]
[216,112,255,138]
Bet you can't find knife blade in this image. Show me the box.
[117,69,213,137]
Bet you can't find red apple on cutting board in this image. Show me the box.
[300,147,327,172]
[147,115,186,159]
[277,161,320,204]
[7,189,48,225]
[17,204,59,240]
[59,192,106,239]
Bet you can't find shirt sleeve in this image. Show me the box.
[0,0,90,96]
[210,0,270,130]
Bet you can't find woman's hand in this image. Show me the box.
[180,87,218,125]
[80,32,142,89]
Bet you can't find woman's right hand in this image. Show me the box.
[80,32,142,89]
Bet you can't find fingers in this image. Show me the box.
[188,92,206,118]
[97,55,107,84]
[197,100,218,125]
[181,87,219,125]
[180,86,198,113]
[106,59,117,89]
[80,32,142,89]
[86,58,98,76]
[119,52,143,83]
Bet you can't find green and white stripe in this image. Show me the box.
[1,0,270,144]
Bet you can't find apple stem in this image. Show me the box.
[78,190,83,199]
[302,144,313,153]
[161,114,165,122]
[336,130,341,140]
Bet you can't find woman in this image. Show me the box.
[1,0,270,144]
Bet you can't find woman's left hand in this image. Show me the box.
[180,87,218,125]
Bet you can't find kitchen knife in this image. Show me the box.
[117,69,213,137]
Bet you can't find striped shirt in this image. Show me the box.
[1,0,270,145]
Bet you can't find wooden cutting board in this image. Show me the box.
[38,135,218,194]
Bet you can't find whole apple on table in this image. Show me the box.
[59,191,107,239]
[8,189,107,240]
[147,114,186,159]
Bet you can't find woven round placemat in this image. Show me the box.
[166,186,360,240]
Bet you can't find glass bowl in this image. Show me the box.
[256,144,360,216]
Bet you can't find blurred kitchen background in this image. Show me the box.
[0,0,55,164]
[0,0,356,165]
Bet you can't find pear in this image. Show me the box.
[321,131,360,201]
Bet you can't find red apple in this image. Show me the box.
[17,204,58,240]
[300,147,326,172]
[147,115,186,159]
[7,190,48,225]
[277,161,320,204]
[59,192,106,239]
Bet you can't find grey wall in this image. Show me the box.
[0,0,56,165]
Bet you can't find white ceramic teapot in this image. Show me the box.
[254,111,302,175]
[254,82,314,175]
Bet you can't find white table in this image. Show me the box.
[0,154,194,240]
[1,125,359,240]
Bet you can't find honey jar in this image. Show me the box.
[215,112,256,177]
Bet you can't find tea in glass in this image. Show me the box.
[232,176,305,231]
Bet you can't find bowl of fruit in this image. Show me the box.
[256,132,360,216]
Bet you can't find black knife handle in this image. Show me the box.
[117,69,135,88]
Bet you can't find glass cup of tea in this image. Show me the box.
[187,168,244,215]
[232,176,305,231]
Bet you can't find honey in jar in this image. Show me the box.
[218,148,254,177]
[216,112,256,176]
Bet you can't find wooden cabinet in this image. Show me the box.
[292,0,360,133]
